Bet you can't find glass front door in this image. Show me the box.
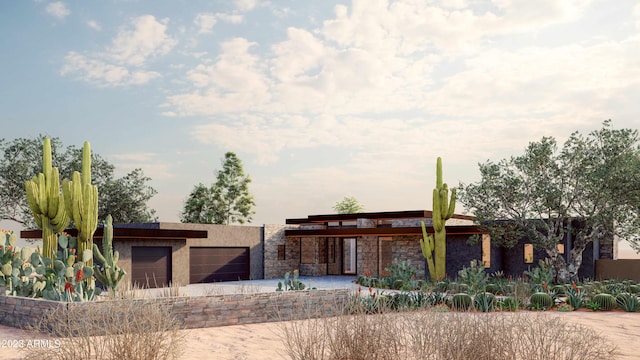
[343,238,356,274]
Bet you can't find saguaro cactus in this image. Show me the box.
[25,138,70,261]
[62,141,98,266]
[420,157,456,281]
[93,215,126,296]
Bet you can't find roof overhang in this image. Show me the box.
[21,227,208,240]
[284,225,486,238]
[286,210,475,224]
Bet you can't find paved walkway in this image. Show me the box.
[131,275,360,297]
[182,275,360,296]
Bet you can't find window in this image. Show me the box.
[341,220,357,228]
[524,244,534,264]
[328,239,335,263]
[482,234,491,268]
[277,244,285,260]
[557,243,565,254]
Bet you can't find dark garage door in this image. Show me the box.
[190,247,250,283]
[131,246,172,288]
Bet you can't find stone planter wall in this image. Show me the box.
[0,288,351,331]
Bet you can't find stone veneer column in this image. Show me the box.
[263,224,300,279]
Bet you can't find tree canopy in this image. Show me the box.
[458,121,640,283]
[181,152,255,225]
[0,136,157,227]
[333,196,365,214]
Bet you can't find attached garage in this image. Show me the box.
[190,247,250,283]
[131,246,172,288]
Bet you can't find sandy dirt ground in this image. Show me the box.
[0,311,638,359]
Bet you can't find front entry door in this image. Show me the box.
[343,238,356,274]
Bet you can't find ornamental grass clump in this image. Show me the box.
[23,298,185,360]
[278,305,618,360]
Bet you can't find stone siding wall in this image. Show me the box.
[392,236,426,278]
[0,289,350,331]
[264,224,300,279]
[357,236,378,276]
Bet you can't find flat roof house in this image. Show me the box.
[22,211,614,287]
[266,210,612,280]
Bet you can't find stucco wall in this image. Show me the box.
[111,222,264,287]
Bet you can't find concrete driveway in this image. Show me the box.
[181,275,359,296]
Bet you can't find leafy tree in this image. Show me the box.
[333,196,365,214]
[181,152,255,224]
[180,183,215,224]
[458,121,640,283]
[0,136,157,227]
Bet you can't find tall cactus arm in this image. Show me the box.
[62,141,98,265]
[420,157,456,281]
[24,137,70,261]
[93,215,126,295]
[445,188,457,220]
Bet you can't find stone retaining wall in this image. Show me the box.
[0,288,351,331]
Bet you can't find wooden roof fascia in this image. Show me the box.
[284,225,486,238]
[21,227,208,240]
[286,210,475,225]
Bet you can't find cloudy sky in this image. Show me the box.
[1,0,639,254]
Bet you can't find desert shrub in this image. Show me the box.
[499,297,523,311]
[457,260,488,294]
[524,259,554,292]
[23,299,185,360]
[564,283,585,310]
[278,307,618,360]
[385,260,418,290]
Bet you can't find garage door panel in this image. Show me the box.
[131,247,172,288]
[190,247,250,283]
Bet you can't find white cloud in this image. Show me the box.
[61,52,161,87]
[218,13,244,24]
[163,0,638,171]
[635,3,640,29]
[45,1,69,19]
[165,37,270,114]
[62,15,176,87]
[235,0,260,12]
[108,15,177,66]
[194,12,243,34]
[194,13,217,34]
[86,20,101,31]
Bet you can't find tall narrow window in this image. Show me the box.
[277,244,286,260]
[524,244,534,264]
[343,238,356,274]
[482,234,491,268]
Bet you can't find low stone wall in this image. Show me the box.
[0,288,351,331]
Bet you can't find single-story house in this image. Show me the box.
[273,210,615,280]
[21,210,616,287]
